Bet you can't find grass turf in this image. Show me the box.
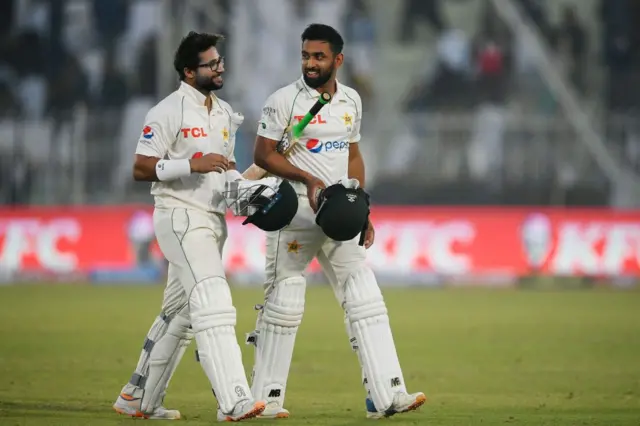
[0,284,639,425]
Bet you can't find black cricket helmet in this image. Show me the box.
[315,183,370,243]
[242,179,298,231]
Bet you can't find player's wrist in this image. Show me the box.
[302,172,317,186]
[156,159,191,181]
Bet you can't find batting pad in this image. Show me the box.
[189,277,251,415]
[249,276,306,405]
[140,307,193,413]
[122,305,192,410]
[344,267,407,412]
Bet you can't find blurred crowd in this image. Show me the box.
[400,0,640,114]
[0,0,639,207]
[372,0,640,207]
[0,0,374,205]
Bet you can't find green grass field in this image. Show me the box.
[0,284,639,425]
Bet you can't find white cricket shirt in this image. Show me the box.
[135,82,238,214]
[256,77,362,187]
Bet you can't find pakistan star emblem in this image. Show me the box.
[287,240,303,253]
[343,112,353,126]
[222,128,229,141]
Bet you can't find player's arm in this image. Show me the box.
[253,93,314,183]
[253,136,314,184]
[133,106,181,182]
[133,154,165,181]
[133,105,227,182]
[348,93,374,247]
[349,142,374,248]
[347,91,365,187]
[348,143,365,188]
[224,110,244,181]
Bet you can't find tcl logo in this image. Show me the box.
[181,127,209,138]
[294,114,327,125]
[0,219,81,273]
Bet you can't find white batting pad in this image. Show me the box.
[344,267,407,412]
[190,277,251,414]
[121,305,193,410]
[140,308,193,413]
[249,276,306,406]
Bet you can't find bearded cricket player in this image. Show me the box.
[245,23,426,419]
[112,31,266,422]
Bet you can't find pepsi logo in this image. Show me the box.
[305,139,349,154]
[306,138,323,153]
[142,126,154,139]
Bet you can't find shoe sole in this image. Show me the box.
[400,393,426,413]
[114,405,181,420]
[223,401,266,422]
[258,411,290,419]
[114,406,148,419]
[366,394,427,420]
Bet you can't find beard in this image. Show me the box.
[195,73,223,92]
[303,65,333,89]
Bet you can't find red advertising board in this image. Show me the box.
[1,206,640,279]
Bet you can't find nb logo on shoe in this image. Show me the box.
[268,389,282,398]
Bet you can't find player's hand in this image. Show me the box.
[363,219,375,249]
[305,175,325,212]
[190,153,228,174]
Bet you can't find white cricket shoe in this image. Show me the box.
[216,399,266,422]
[258,401,290,419]
[113,393,181,420]
[365,391,426,419]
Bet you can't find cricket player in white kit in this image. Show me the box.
[247,24,426,419]
[112,32,265,422]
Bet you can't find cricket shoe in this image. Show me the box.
[113,393,181,419]
[258,401,290,419]
[216,399,266,422]
[365,391,426,419]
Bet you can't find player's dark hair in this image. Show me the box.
[301,24,344,55]
[173,31,224,81]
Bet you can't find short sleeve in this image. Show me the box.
[227,130,237,163]
[349,92,363,144]
[256,92,289,141]
[135,104,177,158]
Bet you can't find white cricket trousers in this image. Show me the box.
[153,207,228,317]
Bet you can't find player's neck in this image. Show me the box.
[314,79,337,97]
[184,80,211,99]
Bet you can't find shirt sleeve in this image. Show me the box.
[135,103,177,158]
[256,91,289,141]
[349,92,363,144]
[227,124,237,164]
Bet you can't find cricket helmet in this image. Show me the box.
[241,179,298,232]
[315,183,370,244]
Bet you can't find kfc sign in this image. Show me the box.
[2,206,640,280]
[368,221,476,275]
[0,218,81,273]
[548,221,640,276]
